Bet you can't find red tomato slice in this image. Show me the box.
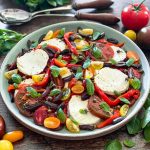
[102,45,114,61]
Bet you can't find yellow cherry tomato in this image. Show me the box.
[124,30,136,41]
[120,104,129,117]
[74,39,89,50]
[32,74,45,83]
[43,30,53,40]
[0,140,13,150]
[90,61,104,70]
[44,117,60,129]
[66,118,80,133]
[3,131,24,143]
[4,69,18,80]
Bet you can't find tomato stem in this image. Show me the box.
[136,0,146,10]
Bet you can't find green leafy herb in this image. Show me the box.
[86,79,94,96]
[41,43,47,49]
[71,54,79,64]
[144,93,150,109]
[50,89,61,96]
[131,77,141,90]
[126,58,135,67]
[13,83,18,89]
[123,139,136,148]
[110,58,117,65]
[100,102,110,113]
[0,29,24,55]
[120,97,130,104]
[75,67,83,80]
[30,41,38,49]
[81,45,92,51]
[142,107,150,128]
[104,139,122,150]
[144,123,150,142]
[26,87,41,98]
[92,46,102,59]
[126,116,142,135]
[83,58,91,69]
[15,0,70,12]
[58,28,66,38]
[114,90,121,96]
[92,31,102,40]
[50,65,60,77]
[57,108,66,123]
[11,74,22,84]
[79,109,88,114]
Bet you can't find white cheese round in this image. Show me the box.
[94,67,129,95]
[68,95,101,125]
[17,49,49,76]
[40,38,66,51]
[111,46,126,62]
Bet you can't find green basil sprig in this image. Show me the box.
[120,97,130,104]
[26,87,41,98]
[83,58,91,69]
[131,77,141,90]
[86,79,94,96]
[75,67,83,80]
[99,102,110,113]
[92,46,102,59]
[50,65,60,77]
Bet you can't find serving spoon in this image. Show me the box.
[0,0,119,25]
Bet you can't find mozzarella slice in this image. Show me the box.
[17,49,49,76]
[94,67,129,95]
[68,95,101,125]
[111,46,126,62]
[40,38,66,51]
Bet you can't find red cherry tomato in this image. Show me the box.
[121,2,149,31]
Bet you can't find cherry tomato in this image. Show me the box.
[3,131,24,143]
[44,117,60,129]
[124,30,137,41]
[126,51,140,62]
[120,104,129,117]
[121,2,149,31]
[0,140,13,150]
[101,45,114,61]
[0,115,5,138]
[68,78,77,88]
[71,84,84,94]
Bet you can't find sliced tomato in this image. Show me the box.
[14,88,39,117]
[131,68,142,79]
[101,45,114,61]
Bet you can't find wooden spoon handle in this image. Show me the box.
[72,0,114,10]
[75,12,120,25]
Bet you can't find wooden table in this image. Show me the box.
[0,0,150,149]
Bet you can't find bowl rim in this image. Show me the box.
[0,21,150,140]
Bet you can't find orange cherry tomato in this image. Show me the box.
[127,51,140,62]
[69,78,77,88]
[54,59,67,67]
[3,131,24,143]
[53,29,60,38]
[44,117,60,129]
[71,84,84,94]
[7,85,15,92]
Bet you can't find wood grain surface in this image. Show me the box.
[0,0,150,149]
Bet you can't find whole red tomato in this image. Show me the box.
[121,2,149,31]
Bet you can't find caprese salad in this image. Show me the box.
[4,27,142,133]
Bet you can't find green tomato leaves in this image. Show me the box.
[142,107,150,128]
[104,139,122,150]
[123,139,135,148]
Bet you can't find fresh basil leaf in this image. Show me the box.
[131,77,141,90]
[92,46,102,59]
[47,0,57,6]
[30,41,38,49]
[71,54,79,64]
[81,45,92,51]
[126,116,142,135]
[26,87,41,98]
[56,0,63,5]
[104,139,122,150]
[120,97,130,104]
[144,93,150,109]
[75,67,83,80]
[41,43,48,49]
[126,58,135,67]
[123,139,136,148]
[86,79,94,96]
[92,31,102,40]
[50,65,60,77]
[100,102,110,113]
[83,58,91,69]
[144,123,150,142]
[69,116,79,125]
[142,107,150,128]
[50,89,61,96]
[57,108,66,123]
[58,28,65,38]
[79,109,88,114]
[110,58,117,65]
